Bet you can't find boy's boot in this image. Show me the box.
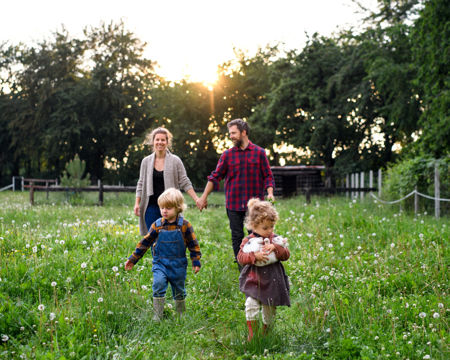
[152,297,165,321]
[175,299,186,316]
[262,323,270,335]
[246,320,258,341]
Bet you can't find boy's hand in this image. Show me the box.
[125,260,134,271]
[193,266,200,274]
[254,251,268,262]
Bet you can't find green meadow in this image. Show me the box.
[0,191,448,359]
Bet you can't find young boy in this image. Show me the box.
[125,188,201,321]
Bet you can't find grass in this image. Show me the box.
[0,191,448,359]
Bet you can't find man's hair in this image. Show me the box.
[227,118,250,136]
[157,188,187,214]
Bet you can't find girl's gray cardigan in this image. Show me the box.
[136,150,194,235]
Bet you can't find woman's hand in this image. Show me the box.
[134,204,140,216]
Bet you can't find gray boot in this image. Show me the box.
[152,297,165,321]
[175,299,186,316]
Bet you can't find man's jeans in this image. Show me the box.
[226,208,249,259]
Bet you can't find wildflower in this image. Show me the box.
[419,312,427,319]
[81,262,87,269]
[32,246,38,253]
[49,313,56,321]
[38,304,45,311]
[328,244,333,248]
[98,297,103,303]
[1,334,8,342]
[51,282,57,287]
[438,303,444,309]
[433,312,440,319]
[112,266,119,272]
[390,243,395,249]
[167,304,173,309]
[423,355,430,359]
[339,234,344,238]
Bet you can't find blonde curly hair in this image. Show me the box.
[244,198,279,230]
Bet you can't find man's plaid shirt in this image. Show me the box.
[128,216,201,267]
[207,141,275,211]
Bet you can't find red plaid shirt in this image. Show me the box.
[207,141,275,211]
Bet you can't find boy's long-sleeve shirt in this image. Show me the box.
[128,216,201,267]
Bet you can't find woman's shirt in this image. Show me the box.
[148,169,164,205]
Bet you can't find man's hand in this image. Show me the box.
[125,260,134,271]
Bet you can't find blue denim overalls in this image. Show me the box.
[152,216,188,300]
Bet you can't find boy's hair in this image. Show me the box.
[157,188,187,214]
[227,118,250,136]
[244,198,279,229]
[145,127,173,150]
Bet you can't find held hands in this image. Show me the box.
[193,266,200,274]
[125,260,134,271]
[254,250,269,263]
[196,197,208,211]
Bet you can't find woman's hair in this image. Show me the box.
[145,127,173,150]
[244,198,279,229]
[157,188,187,214]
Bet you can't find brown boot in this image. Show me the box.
[246,320,258,341]
[262,323,270,335]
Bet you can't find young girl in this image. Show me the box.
[237,198,290,341]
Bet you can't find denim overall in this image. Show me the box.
[152,216,188,300]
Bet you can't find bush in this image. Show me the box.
[383,155,449,212]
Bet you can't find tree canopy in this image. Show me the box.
[0,0,448,187]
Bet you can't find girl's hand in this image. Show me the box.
[125,260,134,271]
[254,251,268,262]
[193,266,200,274]
[262,243,276,253]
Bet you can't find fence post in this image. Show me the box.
[46,181,49,200]
[355,173,359,200]
[98,179,104,206]
[305,187,311,204]
[21,177,24,191]
[346,174,350,198]
[30,182,34,206]
[351,173,354,198]
[414,186,419,215]
[369,170,373,193]
[12,177,15,192]
[378,169,382,197]
[435,163,440,219]
[360,172,364,200]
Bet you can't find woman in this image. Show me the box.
[134,127,201,235]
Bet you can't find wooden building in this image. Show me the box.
[271,165,325,197]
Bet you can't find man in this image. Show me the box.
[198,119,275,269]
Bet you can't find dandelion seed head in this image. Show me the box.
[51,281,57,287]
[1,334,8,342]
[433,312,439,319]
[419,312,427,318]
[81,262,87,269]
[98,297,103,303]
[49,313,56,321]
[38,304,45,311]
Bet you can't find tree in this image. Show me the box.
[411,0,450,157]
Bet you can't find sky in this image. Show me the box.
[1,0,378,83]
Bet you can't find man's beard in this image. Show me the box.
[233,138,242,148]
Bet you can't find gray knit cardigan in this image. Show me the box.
[136,150,194,235]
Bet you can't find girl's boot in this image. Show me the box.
[246,320,258,341]
[152,297,165,321]
[175,299,186,316]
